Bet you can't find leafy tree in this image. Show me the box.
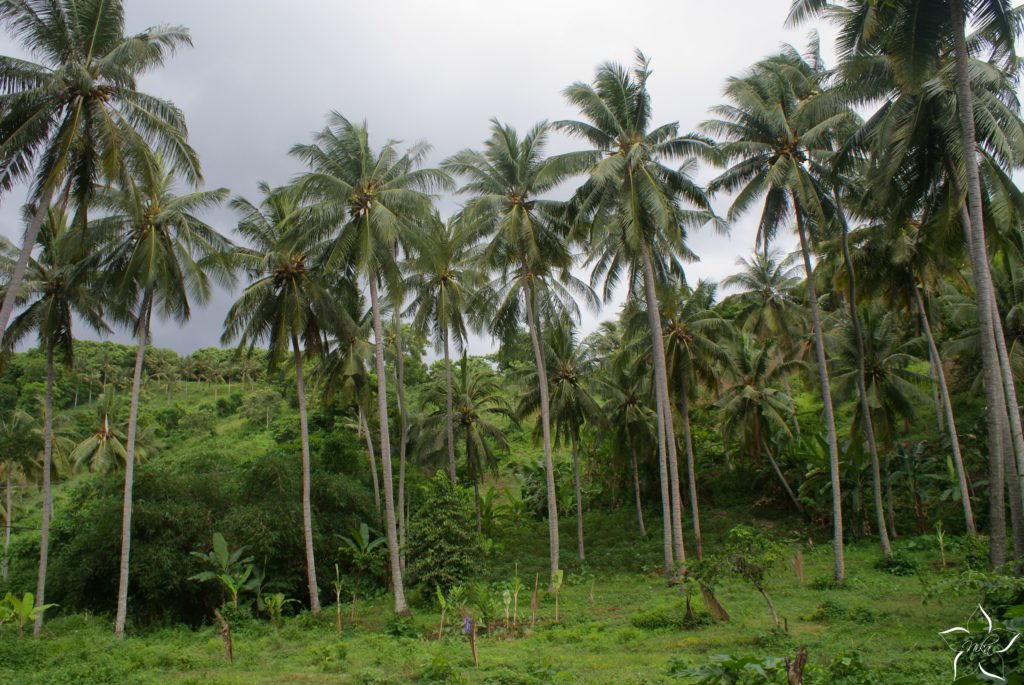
[406,472,481,595]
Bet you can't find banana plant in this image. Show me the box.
[3,592,56,638]
[261,593,297,627]
[189,532,256,607]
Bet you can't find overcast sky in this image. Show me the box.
[0,0,838,355]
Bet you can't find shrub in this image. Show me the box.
[874,552,917,576]
[630,603,711,630]
[804,600,845,622]
[406,472,481,595]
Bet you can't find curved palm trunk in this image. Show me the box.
[795,212,845,581]
[778,357,801,437]
[0,186,57,337]
[443,330,457,483]
[358,407,381,516]
[292,334,321,615]
[915,288,976,534]
[522,275,560,581]
[630,444,646,537]
[756,416,803,515]
[655,395,674,571]
[640,243,686,569]
[990,296,1024,527]
[114,301,151,638]
[951,0,1009,568]
[571,430,584,561]
[835,199,891,556]
[1004,421,1024,557]
[392,311,410,571]
[679,388,703,560]
[368,276,408,615]
[33,342,55,636]
[927,346,945,434]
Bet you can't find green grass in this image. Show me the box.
[1,522,972,684]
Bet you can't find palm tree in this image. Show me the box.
[661,280,731,560]
[718,335,804,515]
[291,113,449,616]
[96,157,231,637]
[0,206,106,635]
[70,388,154,472]
[222,183,338,617]
[787,0,1024,569]
[559,52,720,572]
[704,45,855,580]
[0,409,34,583]
[405,214,481,483]
[444,119,593,581]
[516,318,601,561]
[0,0,200,336]
[422,354,514,530]
[722,251,806,435]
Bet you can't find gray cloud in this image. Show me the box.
[0,0,835,355]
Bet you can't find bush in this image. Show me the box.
[406,472,481,595]
[874,552,917,576]
[630,603,711,630]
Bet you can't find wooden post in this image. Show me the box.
[531,573,539,627]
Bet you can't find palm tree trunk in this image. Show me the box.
[0,185,57,336]
[679,387,703,560]
[468,431,481,534]
[114,301,151,638]
[835,196,891,556]
[2,466,10,582]
[914,287,976,535]
[521,273,560,581]
[443,330,457,483]
[631,445,646,538]
[950,0,1009,568]
[990,295,1024,522]
[1004,420,1024,558]
[885,454,897,539]
[778,353,801,437]
[926,344,945,434]
[368,275,408,615]
[640,243,686,569]
[571,431,585,561]
[758,418,803,516]
[33,342,55,637]
[795,210,845,581]
[358,407,381,516]
[292,334,321,615]
[655,393,674,571]
[392,311,410,572]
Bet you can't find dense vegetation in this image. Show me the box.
[2,0,1024,682]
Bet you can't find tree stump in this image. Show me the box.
[785,645,807,685]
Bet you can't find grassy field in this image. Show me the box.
[0,511,973,684]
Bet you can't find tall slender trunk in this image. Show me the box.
[990,295,1024,523]
[521,273,560,581]
[368,275,408,615]
[885,454,898,539]
[795,211,845,581]
[630,444,646,538]
[835,197,891,556]
[1005,421,1024,558]
[468,431,481,534]
[779,355,801,437]
[358,407,381,516]
[292,334,321,614]
[33,342,55,636]
[757,416,803,515]
[114,301,151,637]
[655,390,674,571]
[2,466,10,581]
[0,185,57,336]
[915,287,976,534]
[443,330,457,483]
[927,343,945,434]
[571,431,585,561]
[392,311,410,573]
[639,243,686,569]
[951,0,1008,568]
[679,387,703,560]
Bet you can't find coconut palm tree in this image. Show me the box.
[787,0,1024,568]
[95,157,231,637]
[222,182,341,617]
[444,119,594,581]
[559,52,721,572]
[718,335,804,515]
[70,387,154,472]
[0,409,34,583]
[405,214,481,483]
[0,0,200,337]
[516,317,601,561]
[661,280,732,560]
[291,113,449,616]
[0,206,106,635]
[704,45,856,580]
